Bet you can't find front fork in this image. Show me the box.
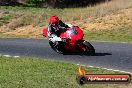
[77,40,88,52]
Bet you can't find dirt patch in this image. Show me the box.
[76,8,132,30]
[4,25,44,38]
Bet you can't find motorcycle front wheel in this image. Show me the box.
[49,41,64,54]
[81,41,95,56]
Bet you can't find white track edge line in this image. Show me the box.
[1,54,20,58]
[3,55,12,57]
[77,64,132,74]
[13,56,20,58]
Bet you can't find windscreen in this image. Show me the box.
[66,27,78,36]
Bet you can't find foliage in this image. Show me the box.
[0,15,12,26]
[0,0,109,8]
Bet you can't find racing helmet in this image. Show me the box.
[50,16,59,24]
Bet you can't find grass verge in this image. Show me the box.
[0,15,13,26]
[84,25,132,43]
[0,56,131,88]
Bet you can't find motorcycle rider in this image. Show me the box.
[48,16,70,42]
[47,16,70,51]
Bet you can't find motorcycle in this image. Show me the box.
[42,25,95,55]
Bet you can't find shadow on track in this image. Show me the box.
[62,52,112,56]
[95,53,112,56]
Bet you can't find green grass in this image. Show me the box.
[84,25,132,43]
[0,56,131,88]
[0,15,13,26]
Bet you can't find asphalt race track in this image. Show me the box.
[0,38,132,72]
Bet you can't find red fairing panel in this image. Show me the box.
[60,26,83,41]
[42,27,48,38]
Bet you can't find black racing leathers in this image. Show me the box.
[48,20,69,37]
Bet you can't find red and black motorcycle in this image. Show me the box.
[43,26,95,55]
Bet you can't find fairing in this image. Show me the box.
[42,27,48,38]
[60,26,83,41]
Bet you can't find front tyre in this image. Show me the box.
[49,41,64,54]
[82,41,95,56]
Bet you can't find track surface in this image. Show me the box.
[0,38,132,72]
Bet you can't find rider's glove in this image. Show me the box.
[62,38,69,42]
[42,33,46,37]
[62,38,68,42]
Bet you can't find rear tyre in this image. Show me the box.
[82,41,95,56]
